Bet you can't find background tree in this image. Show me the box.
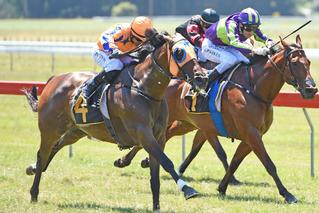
[111,1,138,17]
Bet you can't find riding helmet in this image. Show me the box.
[200,8,220,24]
[131,16,153,41]
[238,8,261,26]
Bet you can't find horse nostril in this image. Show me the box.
[305,79,316,88]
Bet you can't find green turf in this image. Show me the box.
[0,18,319,212]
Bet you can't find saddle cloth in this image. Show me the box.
[182,63,240,137]
[71,84,108,125]
[183,80,229,137]
[71,82,130,150]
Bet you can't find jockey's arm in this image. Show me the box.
[253,29,273,46]
[97,31,119,54]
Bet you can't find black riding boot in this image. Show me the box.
[208,69,221,83]
[82,70,120,100]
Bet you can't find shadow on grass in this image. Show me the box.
[163,174,270,188]
[196,192,280,204]
[58,202,151,213]
[198,192,313,205]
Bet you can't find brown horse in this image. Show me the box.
[114,81,240,184]
[24,30,209,211]
[113,35,318,203]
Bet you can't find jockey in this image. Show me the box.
[202,8,274,82]
[175,8,220,62]
[82,16,153,100]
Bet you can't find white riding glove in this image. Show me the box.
[253,47,270,56]
[266,40,280,52]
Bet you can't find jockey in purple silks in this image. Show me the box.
[202,7,276,82]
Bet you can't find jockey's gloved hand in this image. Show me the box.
[150,33,166,48]
[266,40,280,53]
[253,47,270,56]
[110,49,121,59]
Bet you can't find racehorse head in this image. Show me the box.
[146,29,208,93]
[278,35,318,99]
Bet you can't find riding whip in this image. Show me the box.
[270,20,312,49]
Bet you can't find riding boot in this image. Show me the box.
[208,69,221,83]
[82,69,120,100]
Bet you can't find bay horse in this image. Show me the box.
[24,29,208,211]
[113,35,318,203]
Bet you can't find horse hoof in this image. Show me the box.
[26,165,36,176]
[229,176,241,186]
[182,185,199,200]
[113,159,127,168]
[217,187,226,196]
[140,158,150,168]
[285,194,298,204]
[30,197,38,203]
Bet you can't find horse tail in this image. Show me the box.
[22,75,55,112]
[22,86,39,112]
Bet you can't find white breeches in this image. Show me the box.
[92,48,135,72]
[194,46,207,62]
[201,38,250,74]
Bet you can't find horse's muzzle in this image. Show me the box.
[193,74,209,93]
[300,78,318,99]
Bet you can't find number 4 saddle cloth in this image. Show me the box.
[71,84,108,125]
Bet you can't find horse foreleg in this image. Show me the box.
[246,130,297,203]
[139,120,197,169]
[179,129,206,175]
[114,146,142,168]
[206,134,241,185]
[148,152,161,211]
[137,126,198,211]
[218,141,251,196]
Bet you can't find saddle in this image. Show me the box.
[72,84,106,125]
[71,83,131,150]
[184,63,242,114]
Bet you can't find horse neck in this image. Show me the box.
[136,45,171,101]
[253,53,286,103]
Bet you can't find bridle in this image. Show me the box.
[150,39,197,84]
[268,45,306,90]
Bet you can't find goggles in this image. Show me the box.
[242,25,258,32]
[132,35,142,42]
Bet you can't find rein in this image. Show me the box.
[118,37,199,103]
[118,41,180,103]
[233,46,305,105]
[267,47,305,90]
[227,65,272,105]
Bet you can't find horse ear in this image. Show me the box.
[279,36,289,48]
[296,34,303,48]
